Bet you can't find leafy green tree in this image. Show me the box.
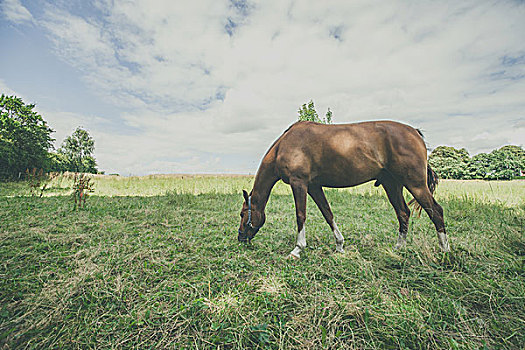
[48,152,69,172]
[468,152,491,179]
[486,145,525,180]
[58,127,98,173]
[298,100,333,124]
[325,107,333,124]
[0,94,54,179]
[428,146,470,179]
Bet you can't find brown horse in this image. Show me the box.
[238,120,450,258]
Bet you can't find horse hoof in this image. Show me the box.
[394,243,406,250]
[440,245,451,253]
[286,253,300,260]
[335,248,345,254]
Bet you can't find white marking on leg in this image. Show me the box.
[437,231,450,252]
[333,222,344,253]
[289,226,306,258]
[395,231,407,249]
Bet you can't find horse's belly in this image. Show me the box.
[311,162,380,188]
[276,138,384,187]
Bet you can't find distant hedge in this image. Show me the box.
[429,145,524,180]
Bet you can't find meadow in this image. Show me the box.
[0,175,523,349]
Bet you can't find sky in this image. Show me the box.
[1,0,524,175]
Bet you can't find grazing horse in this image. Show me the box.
[238,120,450,259]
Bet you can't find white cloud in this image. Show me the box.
[1,0,33,24]
[5,0,525,174]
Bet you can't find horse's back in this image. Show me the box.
[273,121,428,187]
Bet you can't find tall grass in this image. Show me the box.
[2,174,524,207]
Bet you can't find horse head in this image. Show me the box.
[238,189,265,242]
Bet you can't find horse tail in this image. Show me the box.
[408,164,439,216]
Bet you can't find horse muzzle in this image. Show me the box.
[237,235,250,243]
[238,226,259,243]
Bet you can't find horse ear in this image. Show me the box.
[242,189,249,202]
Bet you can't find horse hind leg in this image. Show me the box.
[406,184,450,252]
[308,185,344,253]
[381,178,410,249]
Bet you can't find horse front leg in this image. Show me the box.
[289,180,308,259]
[308,185,344,253]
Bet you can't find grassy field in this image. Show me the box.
[0,175,524,349]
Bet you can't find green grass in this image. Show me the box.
[0,176,524,349]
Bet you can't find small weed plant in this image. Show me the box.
[25,168,57,197]
[72,173,94,209]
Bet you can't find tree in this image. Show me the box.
[298,100,333,124]
[0,94,54,179]
[486,145,525,180]
[325,108,333,124]
[428,146,470,179]
[468,152,491,179]
[57,127,98,173]
[48,152,69,173]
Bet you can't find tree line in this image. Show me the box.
[429,145,524,180]
[0,94,98,180]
